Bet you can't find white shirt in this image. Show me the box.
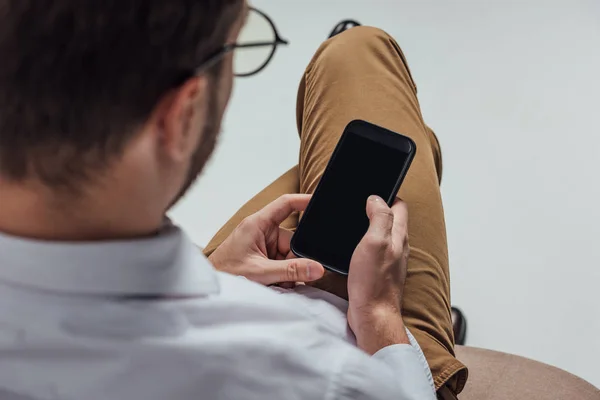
[0,224,436,400]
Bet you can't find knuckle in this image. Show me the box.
[237,216,254,231]
[279,194,293,204]
[401,241,410,260]
[394,243,409,260]
[395,201,409,217]
[391,235,408,257]
[363,234,389,250]
[396,224,408,239]
[286,261,299,281]
[373,208,394,220]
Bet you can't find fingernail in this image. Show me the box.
[306,262,324,281]
[368,195,380,202]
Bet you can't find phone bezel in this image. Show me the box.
[290,119,417,276]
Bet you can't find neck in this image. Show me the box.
[0,178,164,242]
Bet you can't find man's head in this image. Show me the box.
[0,0,246,239]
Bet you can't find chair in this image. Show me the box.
[456,346,599,399]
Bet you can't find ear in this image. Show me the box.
[153,77,209,162]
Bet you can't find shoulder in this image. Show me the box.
[116,315,353,400]
[125,275,360,400]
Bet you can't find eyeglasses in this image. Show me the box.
[197,7,289,78]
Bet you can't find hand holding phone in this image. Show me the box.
[209,194,325,286]
[291,120,416,275]
[347,196,411,354]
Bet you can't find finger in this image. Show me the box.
[254,194,312,227]
[259,258,325,285]
[277,227,294,256]
[365,195,394,240]
[390,199,409,244]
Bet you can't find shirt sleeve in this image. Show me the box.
[329,328,437,400]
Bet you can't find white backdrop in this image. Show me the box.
[171,0,600,387]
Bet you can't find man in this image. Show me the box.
[0,1,466,399]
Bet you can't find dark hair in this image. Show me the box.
[0,0,243,187]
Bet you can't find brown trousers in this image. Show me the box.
[204,27,468,397]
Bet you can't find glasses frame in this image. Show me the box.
[196,7,289,78]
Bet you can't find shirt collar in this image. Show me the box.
[0,223,220,297]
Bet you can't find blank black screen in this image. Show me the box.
[293,132,410,274]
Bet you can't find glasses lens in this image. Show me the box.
[234,9,276,76]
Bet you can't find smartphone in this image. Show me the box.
[291,120,416,276]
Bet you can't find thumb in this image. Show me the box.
[365,195,394,240]
[260,258,325,285]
